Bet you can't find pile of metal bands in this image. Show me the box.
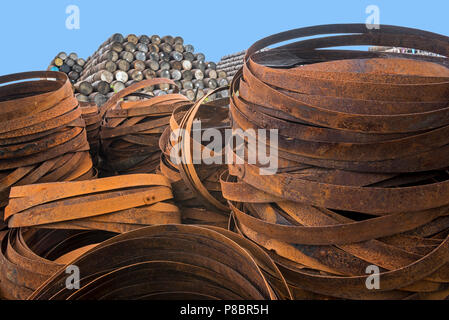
[0,71,94,228]
[0,228,116,300]
[222,24,449,300]
[80,102,102,164]
[159,87,231,228]
[3,174,180,234]
[48,52,86,83]
[100,79,191,175]
[73,33,228,105]
[29,225,291,300]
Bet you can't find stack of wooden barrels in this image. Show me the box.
[217,50,246,79]
[0,173,181,299]
[47,52,86,83]
[53,33,230,107]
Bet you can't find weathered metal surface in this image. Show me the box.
[79,102,102,164]
[157,88,231,227]
[4,174,180,233]
[100,79,191,175]
[0,228,116,300]
[4,25,449,302]
[0,71,94,227]
[29,225,289,300]
[222,24,449,300]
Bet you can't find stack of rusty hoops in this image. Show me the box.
[29,225,292,300]
[159,87,231,228]
[100,79,191,176]
[0,71,95,229]
[79,102,102,165]
[221,24,449,300]
[3,174,181,234]
[0,228,117,300]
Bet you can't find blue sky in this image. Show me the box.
[0,0,448,74]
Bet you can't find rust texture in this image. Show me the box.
[100,79,191,175]
[222,24,449,300]
[79,102,102,165]
[0,228,116,300]
[2,24,449,301]
[4,174,181,233]
[0,71,95,228]
[158,88,230,228]
[29,225,290,300]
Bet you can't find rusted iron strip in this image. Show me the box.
[177,87,231,213]
[29,225,287,300]
[221,24,449,300]
[0,228,116,300]
[0,71,94,227]
[4,174,180,230]
[100,79,191,175]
